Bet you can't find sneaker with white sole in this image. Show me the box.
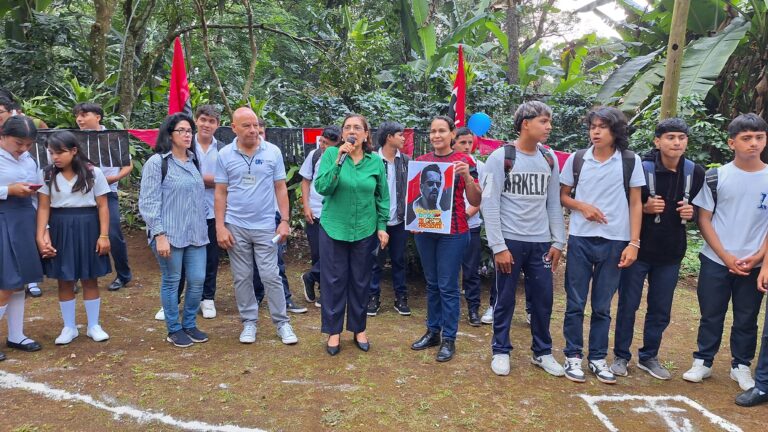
[55,327,79,345]
[285,299,308,314]
[682,358,712,383]
[731,364,756,391]
[155,308,165,321]
[564,357,586,383]
[481,306,493,324]
[239,323,257,344]
[610,357,629,377]
[491,354,510,376]
[588,359,617,384]
[200,300,216,319]
[277,323,298,345]
[525,313,531,325]
[87,325,109,342]
[637,357,671,380]
[532,354,565,377]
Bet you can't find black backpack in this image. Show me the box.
[571,148,636,201]
[309,147,325,178]
[502,143,555,192]
[704,167,719,214]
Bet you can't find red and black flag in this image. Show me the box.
[168,37,193,117]
[447,45,466,128]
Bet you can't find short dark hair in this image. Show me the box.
[376,121,405,149]
[342,113,372,153]
[73,102,104,122]
[431,115,455,131]
[514,101,552,133]
[194,104,220,122]
[321,125,341,143]
[1,115,37,139]
[0,97,20,112]
[420,164,441,184]
[155,113,196,154]
[586,106,629,151]
[655,118,689,137]
[257,118,266,128]
[728,113,768,138]
[455,127,473,139]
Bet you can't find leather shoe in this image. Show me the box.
[468,309,482,327]
[0,350,5,361]
[353,333,370,352]
[411,330,441,351]
[108,277,130,291]
[326,335,341,356]
[436,339,455,362]
[6,338,42,352]
[736,387,768,407]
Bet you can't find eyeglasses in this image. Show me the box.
[342,125,364,132]
[173,128,193,135]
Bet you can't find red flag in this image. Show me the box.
[447,45,466,128]
[168,37,192,117]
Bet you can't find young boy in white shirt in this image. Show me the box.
[559,106,644,384]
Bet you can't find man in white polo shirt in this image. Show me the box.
[215,107,297,345]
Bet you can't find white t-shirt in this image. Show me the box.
[692,162,768,266]
[299,149,325,218]
[194,136,219,220]
[39,167,111,208]
[560,147,645,241]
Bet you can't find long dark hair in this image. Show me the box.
[341,113,372,153]
[155,113,196,154]
[1,115,37,139]
[586,106,629,151]
[44,131,95,194]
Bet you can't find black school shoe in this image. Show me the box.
[411,330,441,350]
[736,387,768,407]
[436,340,455,362]
[6,338,42,352]
[108,277,131,291]
[467,308,482,327]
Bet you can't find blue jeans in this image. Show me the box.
[492,240,554,356]
[693,254,764,368]
[415,232,469,341]
[152,241,206,334]
[614,260,680,362]
[370,222,408,297]
[462,227,483,311]
[107,192,132,282]
[563,236,626,360]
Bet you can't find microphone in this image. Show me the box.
[338,136,356,166]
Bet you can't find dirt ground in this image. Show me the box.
[0,231,766,432]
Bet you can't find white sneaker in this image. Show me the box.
[155,308,165,321]
[491,354,510,376]
[564,357,586,383]
[481,306,493,324]
[277,323,298,345]
[87,325,110,342]
[55,327,79,345]
[201,300,217,319]
[532,354,565,377]
[730,364,756,391]
[239,323,257,344]
[682,359,712,383]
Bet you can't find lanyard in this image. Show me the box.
[239,152,256,174]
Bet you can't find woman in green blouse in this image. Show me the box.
[315,113,390,355]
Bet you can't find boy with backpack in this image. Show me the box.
[610,118,705,380]
[559,106,645,384]
[684,113,768,392]
[482,101,566,377]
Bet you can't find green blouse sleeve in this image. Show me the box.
[314,146,341,196]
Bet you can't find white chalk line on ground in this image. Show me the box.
[0,370,265,432]
[578,394,743,432]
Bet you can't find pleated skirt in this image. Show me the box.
[0,197,43,289]
[44,207,112,281]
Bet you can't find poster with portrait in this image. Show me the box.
[405,161,455,234]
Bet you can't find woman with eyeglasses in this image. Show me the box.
[314,113,390,355]
[410,115,481,362]
[139,113,210,348]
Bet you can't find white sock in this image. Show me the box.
[84,298,101,329]
[59,299,76,329]
[6,290,29,344]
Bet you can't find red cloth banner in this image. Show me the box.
[402,128,415,157]
[447,45,466,128]
[128,129,160,147]
[168,37,192,117]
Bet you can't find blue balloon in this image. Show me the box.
[467,112,492,136]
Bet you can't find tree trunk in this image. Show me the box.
[506,0,520,85]
[89,0,117,83]
[660,0,691,119]
[117,0,157,125]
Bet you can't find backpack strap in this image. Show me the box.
[641,160,656,197]
[503,143,516,192]
[705,167,719,214]
[621,149,636,202]
[570,148,588,198]
[682,159,695,201]
[537,144,555,171]
[310,148,325,178]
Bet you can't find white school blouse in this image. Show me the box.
[38,167,111,208]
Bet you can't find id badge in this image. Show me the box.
[242,174,257,186]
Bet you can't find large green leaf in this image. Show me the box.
[398,0,423,58]
[677,16,751,98]
[418,24,437,61]
[412,0,430,26]
[618,62,666,112]
[485,21,508,54]
[596,48,663,103]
